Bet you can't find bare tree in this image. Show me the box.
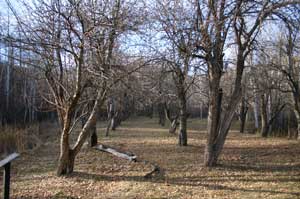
[273,14,300,139]
[197,0,300,167]
[7,0,144,175]
[153,0,202,146]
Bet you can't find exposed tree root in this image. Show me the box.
[140,160,164,179]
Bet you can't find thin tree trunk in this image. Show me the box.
[169,119,178,134]
[164,102,178,134]
[106,118,112,137]
[82,103,98,146]
[239,98,248,133]
[239,112,247,134]
[111,112,120,130]
[261,94,269,137]
[105,98,115,136]
[253,96,260,130]
[294,109,300,139]
[90,122,97,147]
[178,94,187,146]
[158,103,165,126]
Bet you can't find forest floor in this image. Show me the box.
[1,117,300,199]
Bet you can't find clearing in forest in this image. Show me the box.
[1,117,300,199]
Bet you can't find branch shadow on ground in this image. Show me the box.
[71,169,300,197]
[218,163,300,172]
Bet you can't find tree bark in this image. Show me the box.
[57,89,106,176]
[286,26,300,140]
[82,101,98,147]
[239,98,248,133]
[261,94,269,137]
[111,112,121,130]
[105,98,115,136]
[164,102,178,134]
[204,50,244,167]
[253,96,260,130]
[158,103,166,126]
[294,109,300,139]
[204,87,223,166]
[178,108,187,146]
[57,118,75,175]
[169,119,178,134]
[178,90,187,146]
[90,122,98,147]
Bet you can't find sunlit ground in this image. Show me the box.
[1,117,300,199]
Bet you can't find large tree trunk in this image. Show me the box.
[57,119,76,175]
[57,90,106,176]
[57,147,75,175]
[204,55,224,166]
[204,51,244,167]
[204,87,223,166]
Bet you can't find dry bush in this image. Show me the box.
[0,123,42,159]
[0,129,18,159]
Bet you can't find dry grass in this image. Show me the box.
[1,117,300,199]
[0,123,42,159]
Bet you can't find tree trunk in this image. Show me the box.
[169,119,178,134]
[57,127,75,176]
[164,102,178,134]
[82,103,98,146]
[239,112,247,134]
[57,148,75,176]
[57,89,106,176]
[204,50,244,167]
[111,112,122,130]
[158,103,165,126]
[294,109,300,139]
[253,96,260,130]
[239,98,248,133]
[261,94,269,137]
[90,122,98,147]
[178,93,187,146]
[204,87,223,166]
[105,98,115,136]
[105,118,112,136]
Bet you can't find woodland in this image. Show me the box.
[0,0,300,198]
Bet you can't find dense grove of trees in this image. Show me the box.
[0,0,300,175]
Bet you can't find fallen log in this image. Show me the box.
[94,144,137,161]
[93,144,164,179]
